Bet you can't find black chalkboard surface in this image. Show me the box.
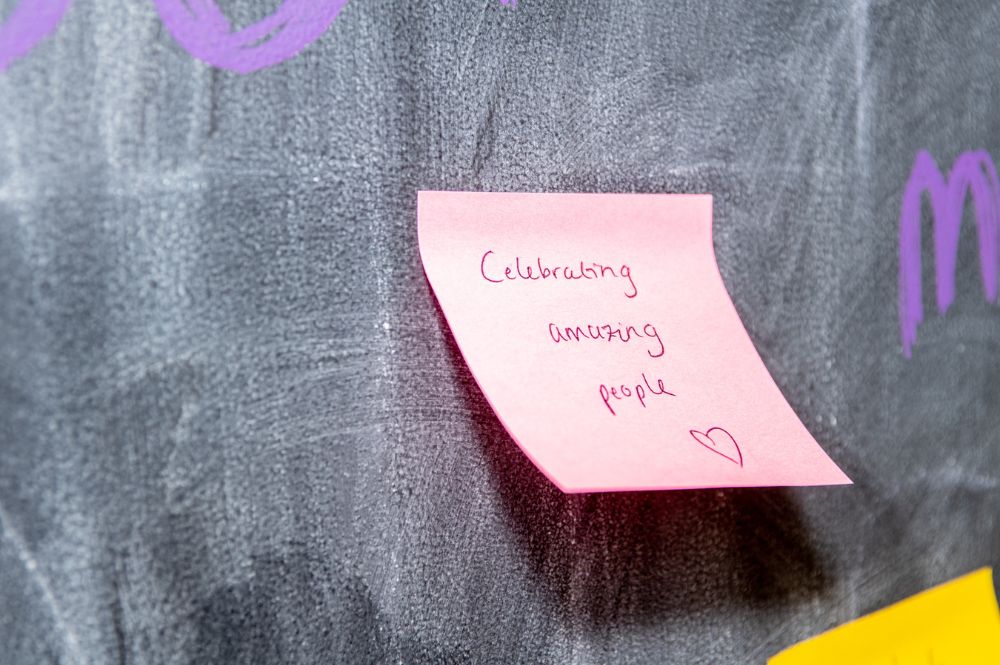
[0,1,997,663]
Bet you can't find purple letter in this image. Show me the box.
[0,0,74,71]
[899,150,1000,356]
[151,0,348,74]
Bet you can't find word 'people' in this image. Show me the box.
[599,373,675,416]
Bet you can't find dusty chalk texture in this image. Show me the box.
[0,1,998,663]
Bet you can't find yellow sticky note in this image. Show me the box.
[769,568,1000,665]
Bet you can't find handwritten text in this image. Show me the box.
[599,373,675,416]
[480,250,638,298]
[548,321,665,358]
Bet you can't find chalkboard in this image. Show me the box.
[1,1,997,663]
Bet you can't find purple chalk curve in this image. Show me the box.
[0,0,74,71]
[151,0,349,74]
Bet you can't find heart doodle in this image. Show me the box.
[689,427,743,467]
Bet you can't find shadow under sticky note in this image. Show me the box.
[417,191,850,493]
[769,568,1000,665]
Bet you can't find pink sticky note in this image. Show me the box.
[418,191,851,493]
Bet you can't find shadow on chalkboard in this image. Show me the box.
[437,306,834,627]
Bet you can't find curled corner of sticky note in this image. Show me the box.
[768,568,1000,665]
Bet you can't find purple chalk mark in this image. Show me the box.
[0,0,74,71]
[899,149,1000,356]
[151,0,348,74]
